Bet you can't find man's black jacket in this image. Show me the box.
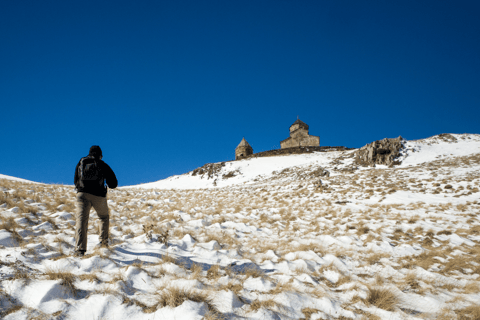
[74,157,118,197]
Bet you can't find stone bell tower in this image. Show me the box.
[235,138,253,160]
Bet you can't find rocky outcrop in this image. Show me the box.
[191,162,226,179]
[355,136,405,167]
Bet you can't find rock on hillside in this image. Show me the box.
[355,136,405,167]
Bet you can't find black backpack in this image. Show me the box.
[78,156,104,187]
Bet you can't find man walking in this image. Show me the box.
[74,145,118,256]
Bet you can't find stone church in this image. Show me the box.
[235,138,253,160]
[235,119,319,160]
[280,119,320,149]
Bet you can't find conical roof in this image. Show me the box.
[236,137,251,148]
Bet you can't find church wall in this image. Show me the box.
[280,138,293,148]
[281,135,319,148]
[291,129,309,140]
[240,145,353,160]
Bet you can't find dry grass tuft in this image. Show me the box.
[350,294,367,304]
[189,262,203,280]
[455,304,480,319]
[357,310,381,320]
[144,223,170,244]
[438,230,452,236]
[249,298,282,312]
[40,216,58,230]
[93,287,118,296]
[206,264,222,280]
[154,287,220,316]
[366,286,399,311]
[160,253,176,264]
[13,267,31,282]
[442,258,470,275]
[0,216,19,231]
[400,272,420,291]
[403,250,441,270]
[463,281,480,294]
[218,281,242,295]
[422,237,434,247]
[407,215,419,224]
[357,226,370,235]
[44,267,78,295]
[203,310,225,319]
[241,266,265,279]
[0,192,16,208]
[0,305,23,318]
[109,271,126,283]
[366,252,389,265]
[0,217,24,245]
[78,273,100,283]
[122,295,152,312]
[335,274,352,287]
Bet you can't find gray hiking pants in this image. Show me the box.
[75,192,109,252]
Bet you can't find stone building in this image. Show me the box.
[280,119,320,149]
[235,138,253,160]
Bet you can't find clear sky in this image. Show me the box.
[1,1,479,186]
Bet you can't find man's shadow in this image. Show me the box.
[112,246,275,274]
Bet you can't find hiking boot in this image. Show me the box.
[73,250,85,257]
[95,239,110,249]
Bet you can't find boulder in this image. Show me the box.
[191,162,226,179]
[311,167,330,178]
[355,136,404,167]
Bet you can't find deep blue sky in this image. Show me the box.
[1,1,479,186]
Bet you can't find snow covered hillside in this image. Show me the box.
[1,133,480,319]
[133,133,480,191]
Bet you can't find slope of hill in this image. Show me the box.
[0,174,40,184]
[1,133,480,319]
[133,133,480,191]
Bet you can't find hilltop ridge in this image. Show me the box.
[131,133,480,191]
